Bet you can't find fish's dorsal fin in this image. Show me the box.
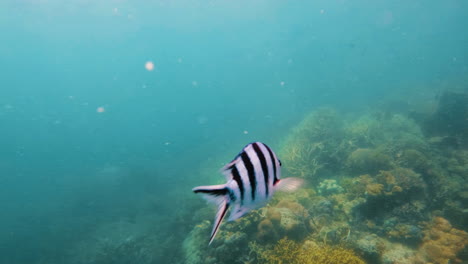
[209,198,229,245]
[220,142,255,180]
[220,159,239,181]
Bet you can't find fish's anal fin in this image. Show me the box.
[274,177,304,192]
[209,199,229,245]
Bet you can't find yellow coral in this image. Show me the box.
[251,238,365,264]
[366,183,384,196]
[391,185,403,193]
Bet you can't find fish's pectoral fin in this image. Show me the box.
[209,199,229,245]
[274,177,304,192]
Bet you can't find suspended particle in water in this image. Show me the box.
[320,9,325,14]
[145,61,154,71]
[197,115,208,125]
[177,58,183,63]
[192,81,198,86]
[381,10,393,25]
[280,81,285,86]
[97,107,105,113]
[243,130,249,134]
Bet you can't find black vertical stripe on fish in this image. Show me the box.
[252,142,269,197]
[231,166,245,204]
[228,189,236,202]
[264,144,279,185]
[241,151,256,201]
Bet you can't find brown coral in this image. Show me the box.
[416,217,468,264]
[256,219,276,241]
[375,168,425,196]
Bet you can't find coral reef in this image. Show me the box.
[250,237,365,264]
[346,148,394,175]
[416,217,468,264]
[424,90,468,148]
[279,108,348,182]
[398,149,430,173]
[318,179,344,195]
[184,106,468,264]
[69,218,164,264]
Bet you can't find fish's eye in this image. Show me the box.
[279,159,282,166]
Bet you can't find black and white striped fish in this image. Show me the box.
[193,142,303,245]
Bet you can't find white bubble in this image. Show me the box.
[97,107,105,113]
[145,61,154,71]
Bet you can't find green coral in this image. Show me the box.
[398,149,430,173]
[250,238,365,264]
[346,148,394,175]
[278,108,350,182]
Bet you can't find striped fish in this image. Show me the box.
[193,142,303,245]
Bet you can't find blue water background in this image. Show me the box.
[0,0,467,263]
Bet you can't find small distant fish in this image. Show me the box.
[193,142,303,244]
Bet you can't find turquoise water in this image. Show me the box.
[1,1,467,263]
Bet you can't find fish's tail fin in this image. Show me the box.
[192,185,230,245]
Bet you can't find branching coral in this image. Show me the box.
[279,108,348,181]
[280,140,324,179]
